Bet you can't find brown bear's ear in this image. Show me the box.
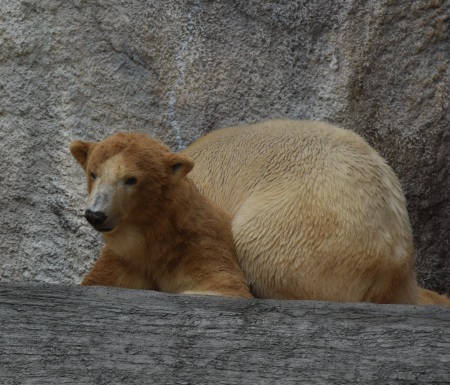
[70,141,95,170]
[166,153,194,180]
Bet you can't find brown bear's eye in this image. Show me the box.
[124,177,137,186]
[90,172,97,180]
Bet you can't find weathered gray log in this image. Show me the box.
[0,284,448,384]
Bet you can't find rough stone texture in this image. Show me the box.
[1,283,449,384]
[0,0,448,292]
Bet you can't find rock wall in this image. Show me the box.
[0,0,449,293]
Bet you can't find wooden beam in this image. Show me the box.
[0,284,448,384]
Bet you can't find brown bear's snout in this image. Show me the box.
[84,209,108,230]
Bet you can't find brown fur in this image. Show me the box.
[70,133,252,298]
[183,120,448,306]
[418,288,450,306]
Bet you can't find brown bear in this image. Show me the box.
[70,132,252,298]
[183,119,449,305]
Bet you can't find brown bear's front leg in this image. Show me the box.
[82,247,156,290]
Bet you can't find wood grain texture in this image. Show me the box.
[0,284,449,384]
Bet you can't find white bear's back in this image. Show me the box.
[184,120,416,302]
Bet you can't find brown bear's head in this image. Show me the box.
[70,132,194,233]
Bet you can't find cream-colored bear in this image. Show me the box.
[184,119,448,305]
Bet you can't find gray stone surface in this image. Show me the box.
[0,0,448,292]
[1,283,449,384]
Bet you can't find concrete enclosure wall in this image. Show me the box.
[0,0,449,293]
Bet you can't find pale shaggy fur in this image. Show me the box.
[184,119,442,304]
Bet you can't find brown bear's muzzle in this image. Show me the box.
[84,209,112,232]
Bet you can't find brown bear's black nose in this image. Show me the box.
[84,209,107,227]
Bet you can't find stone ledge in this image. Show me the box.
[0,283,448,384]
